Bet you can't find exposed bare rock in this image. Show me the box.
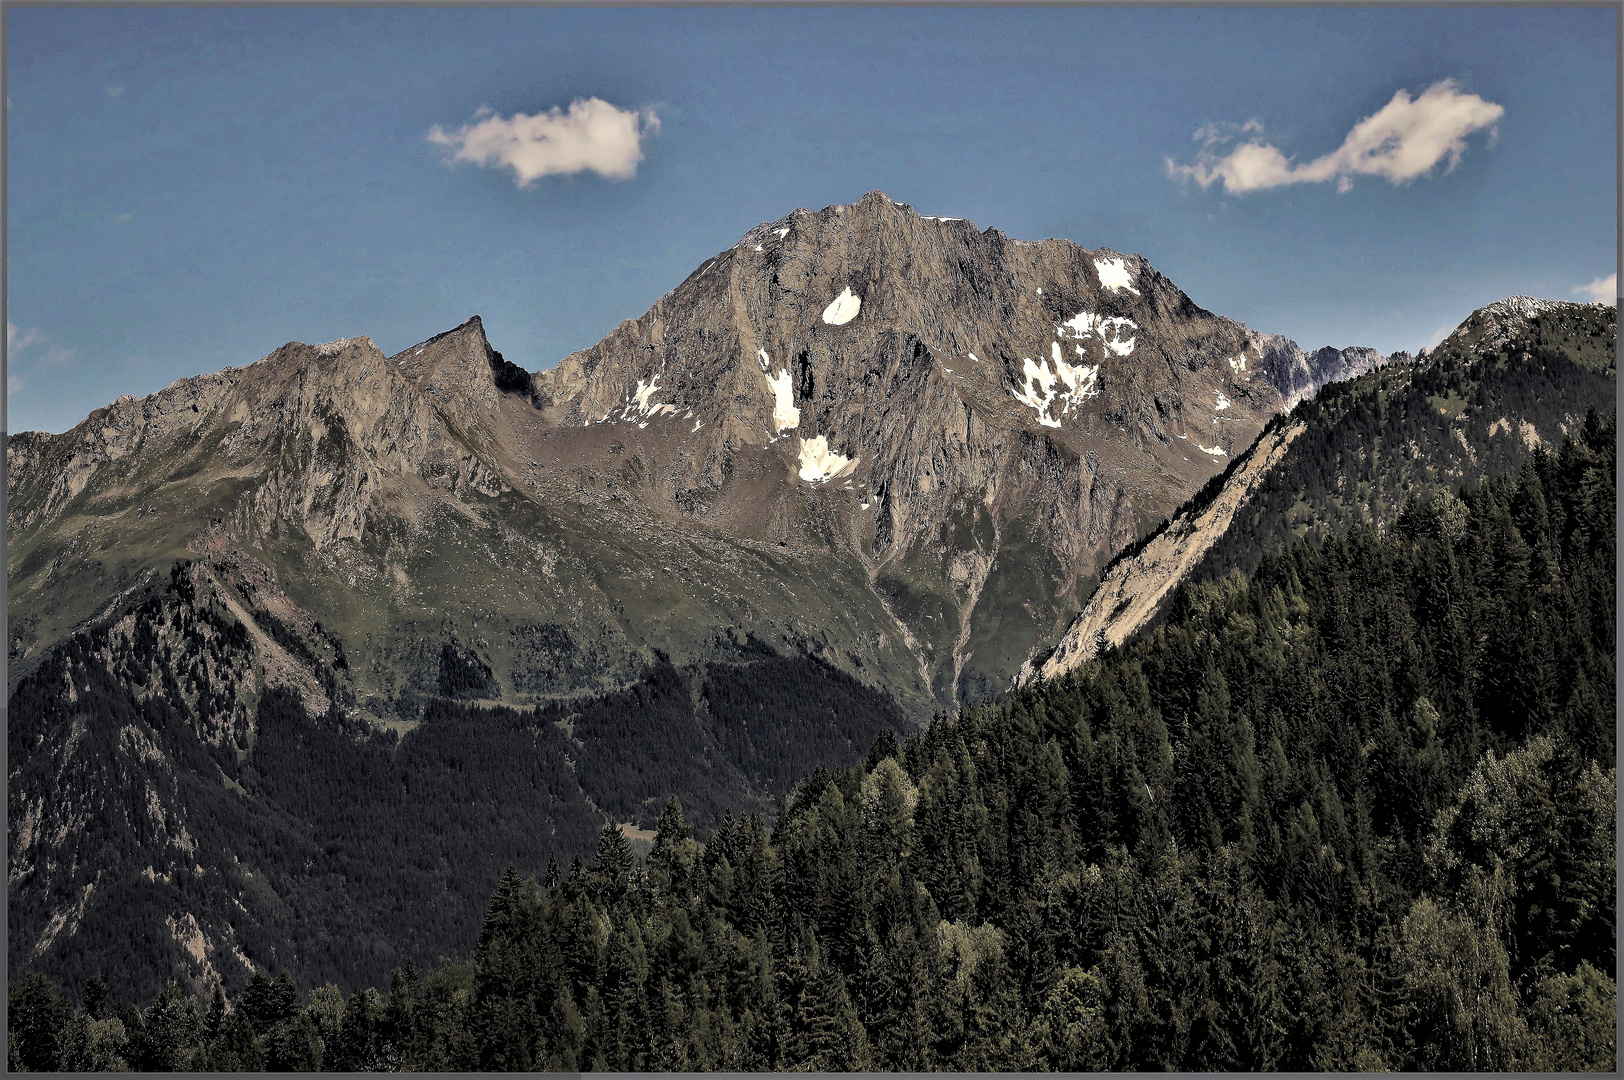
[6,191,1387,714]
[1247,331,1392,409]
[1021,420,1305,685]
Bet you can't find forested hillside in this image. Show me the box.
[1194,299,1614,585]
[8,598,903,1006]
[11,412,1613,1072]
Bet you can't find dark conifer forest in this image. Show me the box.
[10,413,1614,1072]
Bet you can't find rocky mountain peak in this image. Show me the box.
[7,193,1432,721]
[1436,295,1614,365]
[512,193,1301,704]
[1482,295,1567,321]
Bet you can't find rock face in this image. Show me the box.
[526,191,1330,700]
[1021,419,1306,684]
[14,190,1366,716]
[7,188,1417,1002]
[1021,294,1615,690]
[1247,331,1396,409]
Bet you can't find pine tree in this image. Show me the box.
[8,971,71,1072]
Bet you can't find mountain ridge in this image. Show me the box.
[10,192,1471,1004]
[1024,293,1615,681]
[12,189,1394,713]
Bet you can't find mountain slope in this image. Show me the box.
[1194,295,1615,584]
[8,190,1400,1001]
[1030,296,1615,680]
[9,191,1376,718]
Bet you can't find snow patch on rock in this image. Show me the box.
[822,287,862,326]
[1214,391,1231,411]
[1058,309,1137,358]
[758,348,800,431]
[767,370,799,431]
[1093,256,1141,295]
[798,436,858,483]
[1197,444,1225,456]
[1010,348,1101,429]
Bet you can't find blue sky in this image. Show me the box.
[6,5,1617,434]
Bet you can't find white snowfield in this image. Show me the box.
[634,375,662,413]
[588,374,680,427]
[1093,256,1141,295]
[1004,306,1137,428]
[1197,444,1226,456]
[798,435,859,483]
[1228,354,1249,373]
[1059,310,1137,357]
[822,287,862,325]
[758,348,801,432]
[1214,391,1231,411]
[634,376,678,421]
[1010,348,1102,430]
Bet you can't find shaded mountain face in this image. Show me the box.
[8,189,1397,1001]
[522,190,1351,701]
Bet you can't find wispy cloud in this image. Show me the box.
[1422,320,1461,352]
[7,320,45,352]
[112,212,133,224]
[1167,80,1504,195]
[1574,273,1617,305]
[428,98,661,187]
[105,86,123,99]
[7,321,73,369]
[8,375,21,397]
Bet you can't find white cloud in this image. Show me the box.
[105,86,123,99]
[7,321,44,352]
[112,212,133,224]
[428,98,660,186]
[1574,273,1617,305]
[1167,79,1504,195]
[8,375,21,397]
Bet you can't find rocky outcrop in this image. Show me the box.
[1438,295,1616,366]
[1247,331,1393,409]
[524,191,1298,700]
[1021,420,1305,685]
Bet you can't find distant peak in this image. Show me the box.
[395,315,490,359]
[1481,295,1564,320]
[309,336,378,359]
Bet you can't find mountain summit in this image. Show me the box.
[8,191,1428,1001]
[10,191,1389,711]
